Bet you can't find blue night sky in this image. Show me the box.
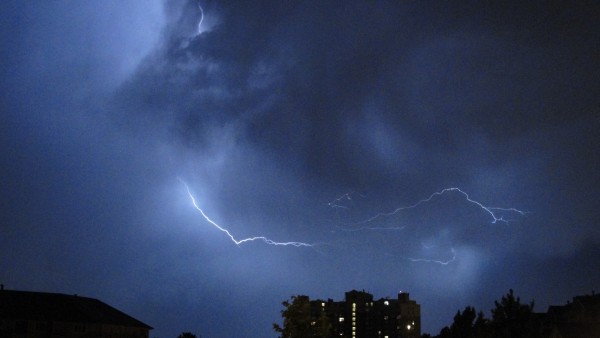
[1,1,599,337]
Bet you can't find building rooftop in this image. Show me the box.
[0,289,152,329]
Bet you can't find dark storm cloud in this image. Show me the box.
[117,1,599,183]
[115,0,599,227]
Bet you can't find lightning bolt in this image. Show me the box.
[348,187,526,227]
[182,180,312,247]
[197,2,204,34]
[407,248,457,266]
[327,191,366,210]
[181,182,525,264]
[327,193,350,210]
[329,188,526,264]
[336,225,407,232]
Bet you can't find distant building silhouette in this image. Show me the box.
[541,293,600,338]
[310,290,420,338]
[0,288,152,338]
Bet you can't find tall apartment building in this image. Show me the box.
[310,290,420,338]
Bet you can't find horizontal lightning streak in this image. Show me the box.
[182,181,312,247]
[181,182,525,265]
[408,248,457,266]
[330,188,525,264]
[327,191,367,210]
[352,187,526,226]
[336,225,407,232]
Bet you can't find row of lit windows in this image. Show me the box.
[352,303,356,337]
[336,315,414,325]
[347,301,379,308]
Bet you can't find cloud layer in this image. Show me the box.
[1,1,599,337]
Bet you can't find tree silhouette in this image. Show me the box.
[438,306,488,338]
[176,332,199,338]
[434,290,543,338]
[273,295,331,338]
[490,289,541,338]
[492,289,534,322]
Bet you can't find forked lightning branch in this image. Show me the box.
[181,180,526,264]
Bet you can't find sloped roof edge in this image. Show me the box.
[0,290,152,329]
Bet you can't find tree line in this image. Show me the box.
[426,289,542,338]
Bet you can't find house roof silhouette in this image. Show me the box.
[0,289,152,329]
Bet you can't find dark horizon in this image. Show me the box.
[1,1,599,337]
[1,285,597,337]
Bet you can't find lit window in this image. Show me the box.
[311,321,316,326]
[385,336,389,338]
[384,300,389,306]
[407,325,412,330]
[322,302,325,307]
[339,317,344,322]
